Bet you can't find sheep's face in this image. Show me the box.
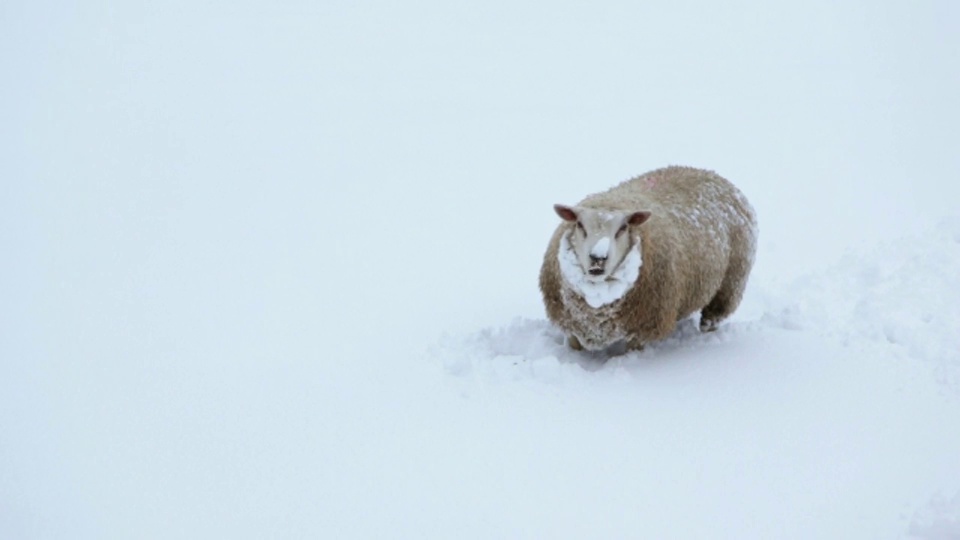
[554,205,651,282]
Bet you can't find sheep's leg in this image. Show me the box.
[702,261,752,333]
[568,335,584,351]
[626,336,645,352]
[699,292,730,331]
[699,315,720,332]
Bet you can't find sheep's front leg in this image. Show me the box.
[568,335,584,351]
[626,336,645,352]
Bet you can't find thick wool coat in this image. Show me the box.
[539,166,758,351]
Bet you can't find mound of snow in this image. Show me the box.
[907,491,960,540]
[763,216,960,391]
[436,315,744,381]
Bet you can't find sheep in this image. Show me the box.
[539,166,757,352]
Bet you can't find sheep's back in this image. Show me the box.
[596,166,755,325]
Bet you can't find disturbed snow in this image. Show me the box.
[438,217,960,540]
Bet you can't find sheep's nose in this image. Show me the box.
[588,256,606,276]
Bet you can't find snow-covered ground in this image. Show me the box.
[2,1,959,538]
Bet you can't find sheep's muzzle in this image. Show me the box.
[588,255,606,275]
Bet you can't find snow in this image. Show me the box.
[3,1,960,539]
[558,233,642,308]
[908,491,960,540]
[590,236,611,258]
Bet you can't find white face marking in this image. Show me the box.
[566,207,635,282]
[558,233,643,308]
[590,237,611,259]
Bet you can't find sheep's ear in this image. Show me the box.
[628,211,651,226]
[554,204,578,222]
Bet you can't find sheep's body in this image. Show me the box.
[539,166,757,351]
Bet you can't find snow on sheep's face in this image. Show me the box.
[553,204,651,282]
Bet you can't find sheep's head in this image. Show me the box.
[554,204,651,281]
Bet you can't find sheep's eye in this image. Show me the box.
[616,224,627,237]
[576,222,586,234]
